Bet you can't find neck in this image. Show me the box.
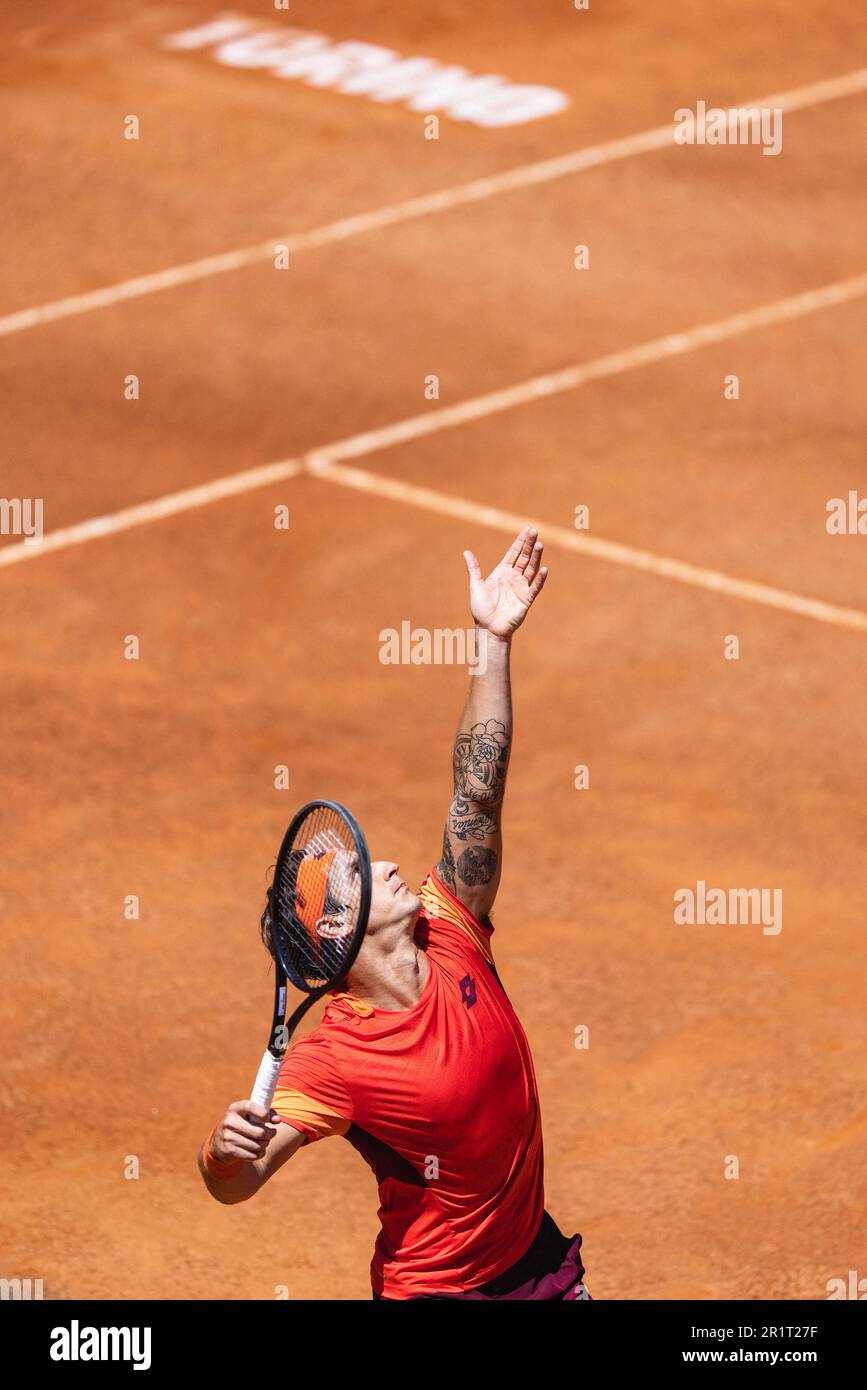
[346,920,429,1011]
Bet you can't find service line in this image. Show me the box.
[1,66,865,339]
[2,272,866,633]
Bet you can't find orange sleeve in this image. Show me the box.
[272,1034,353,1143]
[271,1087,351,1142]
[417,867,495,965]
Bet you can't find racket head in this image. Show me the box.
[266,800,372,998]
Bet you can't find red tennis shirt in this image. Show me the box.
[271,868,545,1298]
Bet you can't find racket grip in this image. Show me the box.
[250,1049,282,1111]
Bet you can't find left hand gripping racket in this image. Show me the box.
[249,800,372,1111]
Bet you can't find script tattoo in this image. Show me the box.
[448,804,498,842]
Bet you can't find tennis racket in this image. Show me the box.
[249,799,372,1111]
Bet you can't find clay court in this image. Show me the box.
[1,1,865,1300]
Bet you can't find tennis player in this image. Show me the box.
[199,527,589,1300]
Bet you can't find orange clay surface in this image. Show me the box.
[1,1,865,1299]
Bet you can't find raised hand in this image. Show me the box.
[463,527,548,640]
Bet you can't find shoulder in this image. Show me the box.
[280,1024,337,1070]
[416,866,495,965]
[276,1026,353,1121]
[274,1028,353,1141]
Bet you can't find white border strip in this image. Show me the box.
[5,270,864,568]
[0,459,303,566]
[304,274,867,463]
[1,66,865,339]
[311,458,867,633]
[2,272,866,632]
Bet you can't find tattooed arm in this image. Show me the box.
[436,641,512,919]
[436,528,548,921]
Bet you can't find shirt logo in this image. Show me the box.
[459,974,477,1009]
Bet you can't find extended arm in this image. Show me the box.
[436,527,547,921]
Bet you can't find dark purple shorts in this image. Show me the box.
[375,1211,590,1301]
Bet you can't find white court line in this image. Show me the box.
[2,274,866,634]
[1,66,866,339]
[302,273,867,462]
[0,459,304,566]
[2,270,866,628]
[309,458,867,633]
[2,270,865,571]
[2,273,866,634]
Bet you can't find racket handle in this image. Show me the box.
[250,1049,282,1111]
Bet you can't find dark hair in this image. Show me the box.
[259,850,306,963]
[259,884,276,962]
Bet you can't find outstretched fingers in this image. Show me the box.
[523,537,544,585]
[463,549,483,582]
[498,526,530,571]
[530,565,548,598]
[471,526,547,596]
[513,527,539,574]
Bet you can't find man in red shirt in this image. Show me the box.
[198,527,589,1300]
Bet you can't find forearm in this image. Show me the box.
[467,630,512,727]
[197,1140,263,1205]
[437,631,512,905]
[198,1107,305,1204]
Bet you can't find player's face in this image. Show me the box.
[302,849,360,979]
[316,849,361,940]
[367,861,421,933]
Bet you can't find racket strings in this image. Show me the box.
[271,805,362,991]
